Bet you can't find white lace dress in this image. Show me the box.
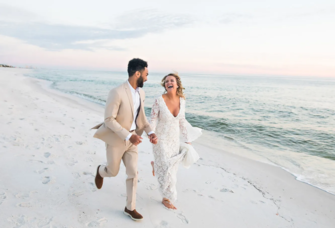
[150,96,189,202]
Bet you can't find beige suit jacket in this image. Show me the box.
[92,81,153,146]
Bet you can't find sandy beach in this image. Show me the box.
[0,68,334,228]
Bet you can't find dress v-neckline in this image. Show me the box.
[161,95,181,118]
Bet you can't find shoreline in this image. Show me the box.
[1,68,335,228]
[196,134,335,197]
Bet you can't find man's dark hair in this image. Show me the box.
[127,58,148,77]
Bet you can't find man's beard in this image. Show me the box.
[137,75,144,88]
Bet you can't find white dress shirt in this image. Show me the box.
[125,80,154,141]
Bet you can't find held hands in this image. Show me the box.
[129,134,157,145]
[129,135,143,146]
[148,133,158,144]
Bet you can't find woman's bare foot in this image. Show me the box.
[162,198,177,210]
[151,161,155,176]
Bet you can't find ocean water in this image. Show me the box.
[25,69,335,194]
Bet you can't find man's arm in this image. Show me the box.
[104,89,130,140]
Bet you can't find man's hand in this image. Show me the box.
[148,133,158,144]
[129,135,143,146]
[186,142,192,145]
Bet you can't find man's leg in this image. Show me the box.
[122,142,138,211]
[99,143,125,178]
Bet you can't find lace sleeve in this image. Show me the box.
[150,98,160,131]
[179,99,189,142]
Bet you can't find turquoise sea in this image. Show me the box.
[25,69,335,194]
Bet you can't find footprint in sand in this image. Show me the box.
[44,152,51,158]
[12,136,24,146]
[8,215,54,227]
[147,183,158,190]
[46,144,53,149]
[76,141,87,145]
[0,192,6,205]
[137,177,144,183]
[220,188,234,193]
[155,220,170,228]
[15,192,36,200]
[177,213,189,224]
[36,168,48,174]
[47,160,55,165]
[72,191,84,197]
[42,176,52,184]
[83,171,94,177]
[17,202,33,207]
[73,172,81,178]
[86,218,107,227]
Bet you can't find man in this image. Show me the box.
[92,58,158,221]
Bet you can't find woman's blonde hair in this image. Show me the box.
[161,73,185,99]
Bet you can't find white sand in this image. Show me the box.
[0,68,334,228]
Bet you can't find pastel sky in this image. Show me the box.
[0,0,334,76]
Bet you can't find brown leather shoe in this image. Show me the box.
[95,165,103,189]
[124,207,143,221]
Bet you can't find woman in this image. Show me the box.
[149,73,192,210]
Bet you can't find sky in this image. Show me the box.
[0,0,334,76]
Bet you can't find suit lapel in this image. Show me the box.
[124,82,134,119]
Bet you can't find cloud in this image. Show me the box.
[0,21,147,50]
[0,8,194,51]
[0,21,148,51]
[72,40,128,51]
[0,3,39,23]
[113,9,194,30]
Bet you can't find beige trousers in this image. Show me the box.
[98,135,138,211]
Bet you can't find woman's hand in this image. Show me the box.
[149,133,158,144]
[185,142,192,145]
